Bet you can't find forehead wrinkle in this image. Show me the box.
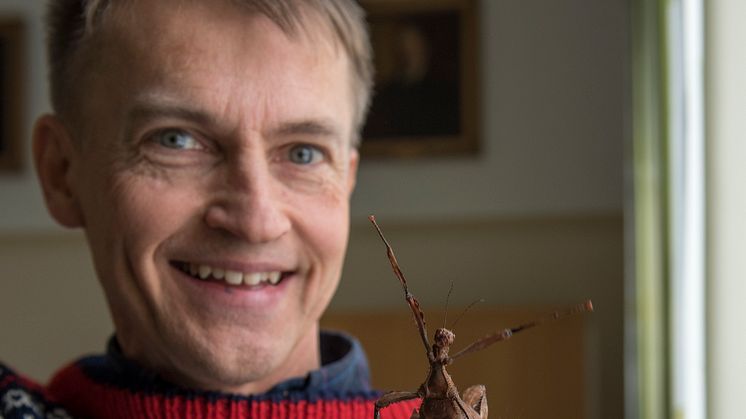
[274,120,338,137]
[128,95,216,126]
[270,120,343,144]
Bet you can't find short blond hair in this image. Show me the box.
[45,0,374,136]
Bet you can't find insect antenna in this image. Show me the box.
[443,281,455,329]
[450,298,485,331]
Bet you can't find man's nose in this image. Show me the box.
[203,157,291,244]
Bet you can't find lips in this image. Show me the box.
[173,261,291,287]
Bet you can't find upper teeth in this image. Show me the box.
[184,263,282,286]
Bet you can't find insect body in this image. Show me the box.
[369,216,593,419]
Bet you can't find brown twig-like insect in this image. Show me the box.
[369,215,593,419]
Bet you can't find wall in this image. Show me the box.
[354,2,629,414]
[322,307,590,419]
[340,216,622,419]
[0,0,57,233]
[0,232,110,378]
[0,1,628,419]
[353,0,626,221]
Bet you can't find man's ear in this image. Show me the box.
[346,147,359,196]
[32,114,84,228]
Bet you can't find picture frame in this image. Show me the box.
[360,0,479,158]
[0,18,24,172]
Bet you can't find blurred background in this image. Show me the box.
[0,0,743,418]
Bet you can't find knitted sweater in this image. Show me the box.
[0,332,420,418]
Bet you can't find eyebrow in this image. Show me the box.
[271,120,341,140]
[124,99,345,144]
[126,101,216,127]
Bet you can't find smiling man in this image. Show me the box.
[0,0,419,418]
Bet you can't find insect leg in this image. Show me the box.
[373,390,421,419]
[461,385,488,418]
[448,300,593,362]
[370,216,432,357]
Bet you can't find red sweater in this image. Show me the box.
[0,333,420,418]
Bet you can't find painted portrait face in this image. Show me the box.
[41,0,358,393]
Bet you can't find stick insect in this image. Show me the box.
[369,216,593,419]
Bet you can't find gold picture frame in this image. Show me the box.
[0,18,24,172]
[360,0,479,158]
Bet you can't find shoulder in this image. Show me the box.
[0,362,74,419]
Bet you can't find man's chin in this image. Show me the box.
[147,295,318,393]
[161,339,284,393]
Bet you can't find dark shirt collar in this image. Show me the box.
[98,330,373,398]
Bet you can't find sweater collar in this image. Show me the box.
[80,330,374,398]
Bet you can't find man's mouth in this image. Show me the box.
[173,261,291,287]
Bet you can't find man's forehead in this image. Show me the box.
[99,0,337,48]
[55,0,370,137]
[94,0,343,80]
[109,22,354,142]
[69,0,357,145]
[96,3,332,78]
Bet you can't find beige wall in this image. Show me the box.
[322,307,589,419]
[339,215,622,419]
[0,232,111,379]
[352,0,627,221]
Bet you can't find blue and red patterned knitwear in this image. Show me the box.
[0,331,419,418]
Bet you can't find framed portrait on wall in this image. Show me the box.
[0,18,23,172]
[360,0,479,158]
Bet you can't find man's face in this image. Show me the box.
[64,1,358,392]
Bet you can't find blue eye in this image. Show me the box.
[288,144,322,165]
[155,129,200,150]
